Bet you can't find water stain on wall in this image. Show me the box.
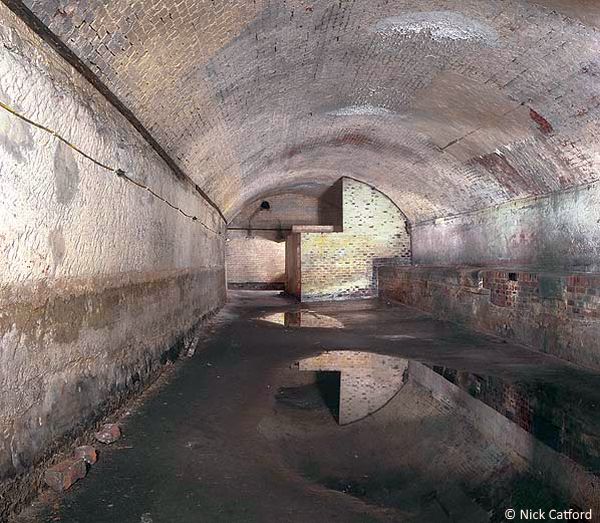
[53,142,80,205]
[48,228,65,277]
[0,98,33,163]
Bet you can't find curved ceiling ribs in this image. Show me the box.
[20,0,600,223]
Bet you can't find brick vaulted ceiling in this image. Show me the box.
[20,0,600,223]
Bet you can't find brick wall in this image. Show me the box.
[230,192,341,230]
[378,266,600,370]
[298,178,411,301]
[226,230,285,288]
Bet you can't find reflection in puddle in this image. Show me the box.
[289,350,599,513]
[260,310,344,328]
[276,373,340,415]
[296,351,407,425]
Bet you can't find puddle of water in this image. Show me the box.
[429,364,600,474]
[259,310,344,328]
[293,351,600,471]
[287,350,599,513]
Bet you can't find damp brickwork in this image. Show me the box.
[0,7,225,517]
[299,178,410,301]
[18,0,600,221]
[378,266,600,370]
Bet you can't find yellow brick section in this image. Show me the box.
[300,178,410,301]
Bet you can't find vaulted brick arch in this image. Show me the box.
[19,0,600,222]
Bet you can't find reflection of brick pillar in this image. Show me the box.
[338,367,406,425]
[284,311,301,327]
[297,351,408,425]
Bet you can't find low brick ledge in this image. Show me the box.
[377,265,600,370]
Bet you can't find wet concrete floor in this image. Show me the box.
[14,291,600,522]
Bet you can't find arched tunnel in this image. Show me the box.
[1,1,600,521]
